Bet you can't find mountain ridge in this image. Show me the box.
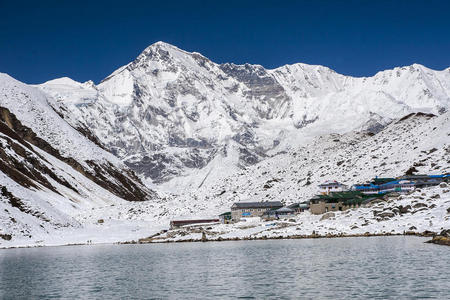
[37,42,450,184]
[100,42,450,82]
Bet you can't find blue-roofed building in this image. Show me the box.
[352,174,449,194]
[353,179,414,194]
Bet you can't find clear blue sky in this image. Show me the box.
[1,0,449,84]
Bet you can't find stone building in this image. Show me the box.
[309,192,375,215]
[231,201,283,221]
[309,199,361,215]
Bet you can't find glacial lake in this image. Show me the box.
[0,236,449,299]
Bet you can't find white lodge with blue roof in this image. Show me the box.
[231,201,283,221]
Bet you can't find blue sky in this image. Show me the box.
[1,0,449,84]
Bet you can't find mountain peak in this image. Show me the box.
[140,41,187,56]
[151,41,176,48]
[125,41,194,68]
[41,76,83,87]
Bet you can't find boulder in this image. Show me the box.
[426,235,450,246]
[412,207,428,214]
[405,166,418,176]
[413,203,427,209]
[320,212,335,221]
[388,192,401,198]
[373,210,381,216]
[440,182,448,188]
[0,234,12,241]
[398,205,412,214]
[440,229,450,237]
[378,211,395,219]
[421,230,436,237]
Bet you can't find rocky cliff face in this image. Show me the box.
[38,42,450,185]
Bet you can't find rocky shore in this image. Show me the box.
[129,230,441,244]
[425,230,450,246]
[126,185,450,246]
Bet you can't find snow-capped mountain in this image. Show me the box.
[38,42,450,186]
[0,73,156,242]
[1,41,449,247]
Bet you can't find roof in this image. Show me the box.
[319,191,365,199]
[315,191,384,204]
[288,202,309,209]
[354,179,416,190]
[170,219,219,226]
[355,175,449,189]
[429,174,450,178]
[264,206,295,215]
[399,174,446,180]
[219,212,231,216]
[231,201,283,209]
[372,177,395,184]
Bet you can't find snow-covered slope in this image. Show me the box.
[1,41,449,247]
[38,42,450,186]
[169,112,450,215]
[0,73,157,244]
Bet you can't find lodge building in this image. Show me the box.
[231,201,283,221]
[318,181,348,195]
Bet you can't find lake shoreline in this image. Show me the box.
[132,230,440,245]
[1,230,446,250]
